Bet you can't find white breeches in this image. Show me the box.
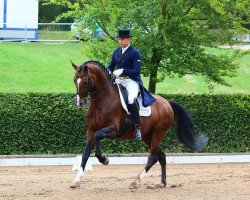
[115,78,140,104]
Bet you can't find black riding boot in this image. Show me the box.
[128,102,141,140]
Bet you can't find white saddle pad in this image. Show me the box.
[117,84,151,117]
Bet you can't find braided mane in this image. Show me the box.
[78,60,110,75]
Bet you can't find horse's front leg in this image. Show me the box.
[94,127,116,165]
[70,139,93,188]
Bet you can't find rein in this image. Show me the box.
[77,74,115,103]
[88,77,114,102]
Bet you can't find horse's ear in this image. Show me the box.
[70,60,78,70]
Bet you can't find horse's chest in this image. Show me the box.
[87,108,107,128]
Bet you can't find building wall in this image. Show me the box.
[0,0,4,28]
[6,0,38,28]
[0,0,38,40]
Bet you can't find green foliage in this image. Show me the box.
[0,93,87,154]
[81,38,117,65]
[39,1,74,22]
[160,94,250,153]
[0,93,249,154]
[42,0,250,92]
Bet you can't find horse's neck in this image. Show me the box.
[89,84,120,109]
[88,66,121,109]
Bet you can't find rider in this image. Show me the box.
[108,29,156,140]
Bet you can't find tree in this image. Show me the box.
[39,1,74,22]
[43,0,249,93]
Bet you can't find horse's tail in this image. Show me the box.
[169,101,208,152]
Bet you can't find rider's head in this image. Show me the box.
[117,29,132,48]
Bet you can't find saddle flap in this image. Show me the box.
[116,83,151,117]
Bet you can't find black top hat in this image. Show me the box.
[117,29,132,38]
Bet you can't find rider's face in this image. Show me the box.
[118,37,131,48]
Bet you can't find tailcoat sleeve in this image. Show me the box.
[108,49,117,72]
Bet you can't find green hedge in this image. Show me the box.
[0,93,249,154]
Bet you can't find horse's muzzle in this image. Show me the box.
[75,96,87,107]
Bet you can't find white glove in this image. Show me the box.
[113,69,123,77]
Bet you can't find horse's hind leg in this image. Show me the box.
[157,149,167,187]
[129,151,158,189]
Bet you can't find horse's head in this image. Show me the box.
[71,61,94,107]
[71,60,112,107]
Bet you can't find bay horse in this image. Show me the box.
[70,60,208,189]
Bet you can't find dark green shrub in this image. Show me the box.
[0,93,249,154]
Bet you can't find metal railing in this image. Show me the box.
[38,23,78,42]
[1,22,249,43]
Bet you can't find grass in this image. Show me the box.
[0,42,249,94]
[39,30,78,40]
[39,30,71,40]
[0,42,86,93]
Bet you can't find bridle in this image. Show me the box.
[76,68,94,97]
[76,70,115,103]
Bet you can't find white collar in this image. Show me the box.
[122,44,130,54]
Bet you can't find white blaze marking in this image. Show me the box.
[76,78,81,106]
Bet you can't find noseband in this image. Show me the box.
[76,66,114,102]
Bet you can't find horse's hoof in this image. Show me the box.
[102,156,109,165]
[146,183,166,190]
[70,181,80,189]
[129,181,140,189]
[153,183,166,189]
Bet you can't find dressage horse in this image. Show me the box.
[70,60,208,189]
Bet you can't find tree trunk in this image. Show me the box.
[148,66,158,93]
[148,49,161,93]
